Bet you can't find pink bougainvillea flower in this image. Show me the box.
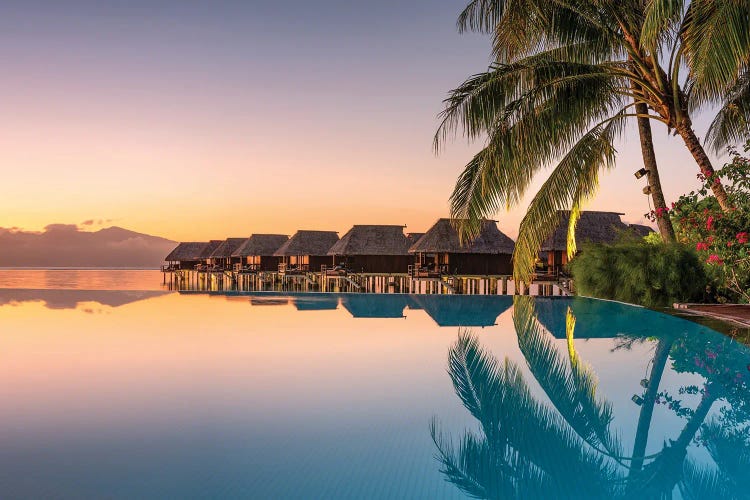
[707,254,724,265]
[737,232,749,244]
[696,242,709,252]
[706,216,715,230]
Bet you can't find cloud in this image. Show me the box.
[80,218,114,227]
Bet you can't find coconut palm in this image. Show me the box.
[642,0,750,149]
[436,0,745,281]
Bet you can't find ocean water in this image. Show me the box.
[0,271,748,499]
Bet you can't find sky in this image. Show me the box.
[0,0,729,241]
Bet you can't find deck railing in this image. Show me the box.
[408,264,448,278]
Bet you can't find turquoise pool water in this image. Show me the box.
[0,275,747,498]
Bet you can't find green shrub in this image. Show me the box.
[569,241,707,307]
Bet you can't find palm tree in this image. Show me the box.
[436,0,745,281]
[646,0,750,150]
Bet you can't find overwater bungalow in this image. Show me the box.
[540,211,634,276]
[232,234,289,272]
[408,219,515,277]
[196,240,223,269]
[164,242,208,270]
[207,238,247,270]
[273,230,339,273]
[327,225,412,274]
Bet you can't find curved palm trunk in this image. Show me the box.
[675,123,732,211]
[635,102,676,242]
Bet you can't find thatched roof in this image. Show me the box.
[198,240,223,259]
[409,219,515,254]
[628,224,655,238]
[406,232,425,244]
[209,238,248,258]
[233,234,289,257]
[327,225,410,256]
[541,211,628,251]
[273,230,339,256]
[165,242,207,261]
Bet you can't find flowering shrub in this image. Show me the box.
[670,141,750,303]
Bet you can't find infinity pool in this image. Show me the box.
[0,275,747,498]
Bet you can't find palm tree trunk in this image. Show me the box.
[635,102,676,242]
[675,123,732,211]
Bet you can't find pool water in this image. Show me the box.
[0,273,748,498]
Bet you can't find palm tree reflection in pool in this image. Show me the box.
[430,297,750,499]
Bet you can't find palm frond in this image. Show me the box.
[511,110,625,282]
[681,0,750,102]
[641,0,685,51]
[705,64,750,151]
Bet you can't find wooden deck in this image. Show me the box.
[674,303,750,328]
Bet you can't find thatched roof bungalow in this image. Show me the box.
[197,240,223,265]
[409,219,515,276]
[273,230,339,272]
[541,211,630,274]
[164,242,208,270]
[327,225,412,273]
[232,234,289,272]
[207,238,247,268]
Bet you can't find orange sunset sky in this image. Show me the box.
[0,1,728,242]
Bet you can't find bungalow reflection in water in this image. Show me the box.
[431,297,750,499]
[176,291,519,327]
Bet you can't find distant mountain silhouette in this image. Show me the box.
[0,224,176,268]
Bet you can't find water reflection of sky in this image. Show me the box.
[0,284,747,498]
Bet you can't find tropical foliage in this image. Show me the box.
[568,241,707,307]
[437,0,750,281]
[670,141,750,303]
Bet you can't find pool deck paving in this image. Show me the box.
[674,303,750,328]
